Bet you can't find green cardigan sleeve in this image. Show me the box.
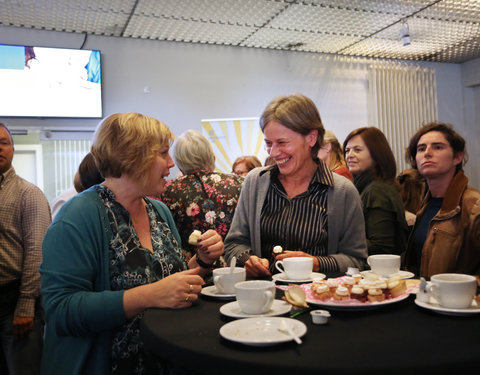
[41,189,126,337]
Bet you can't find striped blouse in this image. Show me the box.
[261,162,339,273]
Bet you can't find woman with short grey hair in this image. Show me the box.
[173,129,216,174]
[161,130,244,259]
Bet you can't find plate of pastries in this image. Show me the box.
[301,273,417,311]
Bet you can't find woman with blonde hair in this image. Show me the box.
[317,130,352,181]
[41,113,224,374]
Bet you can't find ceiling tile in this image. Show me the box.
[0,0,479,63]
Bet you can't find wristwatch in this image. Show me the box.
[195,254,214,269]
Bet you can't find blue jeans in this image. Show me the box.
[0,283,43,375]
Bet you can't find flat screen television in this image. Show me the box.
[0,44,102,118]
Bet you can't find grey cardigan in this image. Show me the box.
[224,166,368,272]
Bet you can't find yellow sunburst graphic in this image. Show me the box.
[202,118,268,173]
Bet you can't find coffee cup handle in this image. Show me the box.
[214,276,224,293]
[426,283,438,301]
[275,261,285,274]
[262,291,273,312]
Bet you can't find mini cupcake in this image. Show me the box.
[388,279,407,298]
[333,286,350,301]
[367,288,385,302]
[364,272,380,282]
[273,245,283,255]
[325,278,339,293]
[311,283,332,301]
[374,280,389,295]
[358,279,376,291]
[342,276,356,291]
[350,286,367,302]
[388,274,402,283]
[352,273,363,284]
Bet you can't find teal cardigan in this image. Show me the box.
[40,186,181,375]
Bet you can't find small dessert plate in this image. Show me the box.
[220,317,307,346]
[200,285,235,300]
[415,297,480,316]
[220,299,291,319]
[272,272,326,284]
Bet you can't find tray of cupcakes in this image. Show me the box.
[299,273,417,311]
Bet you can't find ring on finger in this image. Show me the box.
[189,284,194,293]
[185,295,190,302]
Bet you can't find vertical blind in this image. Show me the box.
[53,140,91,196]
[367,64,438,173]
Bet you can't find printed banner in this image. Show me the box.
[201,118,268,173]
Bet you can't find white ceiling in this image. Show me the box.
[1,0,480,63]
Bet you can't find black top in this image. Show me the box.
[411,197,443,274]
[354,171,408,255]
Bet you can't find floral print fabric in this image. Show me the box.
[160,170,244,256]
[97,185,186,375]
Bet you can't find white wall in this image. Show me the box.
[1,25,474,184]
[461,57,480,189]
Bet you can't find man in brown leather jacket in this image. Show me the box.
[403,122,480,279]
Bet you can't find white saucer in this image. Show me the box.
[220,299,292,318]
[200,285,235,300]
[220,317,307,346]
[272,272,326,284]
[415,297,480,316]
[361,270,415,279]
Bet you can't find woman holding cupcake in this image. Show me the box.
[40,113,224,374]
[224,94,367,278]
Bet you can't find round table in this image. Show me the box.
[141,287,479,375]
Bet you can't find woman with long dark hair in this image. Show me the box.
[344,127,408,255]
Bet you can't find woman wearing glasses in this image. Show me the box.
[224,94,367,278]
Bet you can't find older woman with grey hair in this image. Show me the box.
[224,94,367,278]
[161,130,244,260]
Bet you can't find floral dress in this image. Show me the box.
[97,186,186,375]
[160,170,243,257]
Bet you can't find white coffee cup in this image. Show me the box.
[235,280,275,315]
[367,254,400,277]
[275,257,313,280]
[428,273,477,309]
[213,267,246,294]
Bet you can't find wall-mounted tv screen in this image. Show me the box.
[0,44,102,118]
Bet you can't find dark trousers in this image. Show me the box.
[0,281,43,375]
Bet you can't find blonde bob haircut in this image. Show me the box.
[173,130,215,174]
[91,113,174,187]
[259,93,325,159]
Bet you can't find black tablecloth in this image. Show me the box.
[141,288,480,375]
